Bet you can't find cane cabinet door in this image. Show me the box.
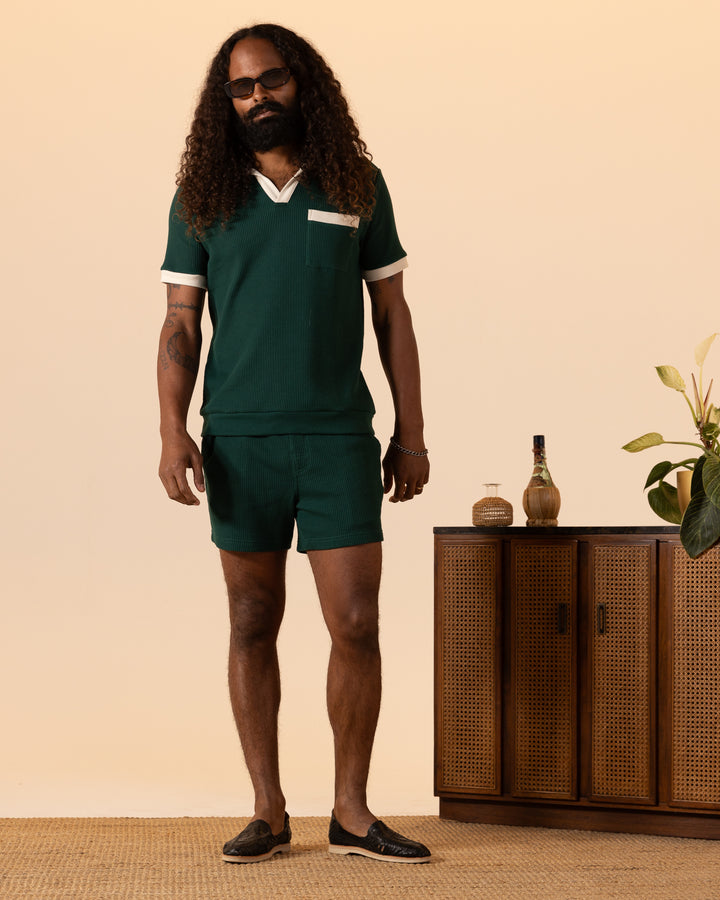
[434,536,502,796]
[584,541,656,804]
[509,540,578,800]
[661,541,720,809]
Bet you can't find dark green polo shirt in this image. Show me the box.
[161,168,407,435]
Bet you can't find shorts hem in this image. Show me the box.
[297,529,384,554]
[211,534,293,553]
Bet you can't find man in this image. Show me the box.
[157,23,430,864]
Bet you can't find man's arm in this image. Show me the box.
[367,270,429,503]
[157,282,206,505]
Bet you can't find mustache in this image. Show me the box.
[245,101,287,122]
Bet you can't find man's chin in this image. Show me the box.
[246,125,285,152]
[245,119,303,153]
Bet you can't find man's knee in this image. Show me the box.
[227,587,285,649]
[330,603,380,653]
[222,550,287,649]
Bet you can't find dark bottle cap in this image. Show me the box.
[533,435,545,449]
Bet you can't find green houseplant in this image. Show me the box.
[622,333,720,558]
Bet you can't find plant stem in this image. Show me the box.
[683,391,698,422]
[663,440,707,451]
[692,374,703,420]
[702,379,714,424]
[699,363,704,409]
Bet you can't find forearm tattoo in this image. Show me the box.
[169,299,201,310]
[166,332,199,374]
[161,285,201,371]
[164,285,201,330]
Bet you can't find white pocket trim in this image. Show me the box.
[308,209,360,229]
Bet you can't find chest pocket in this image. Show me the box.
[306,210,360,271]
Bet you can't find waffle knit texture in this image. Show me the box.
[161,170,406,436]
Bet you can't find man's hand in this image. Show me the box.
[156,282,205,505]
[368,271,429,504]
[159,430,205,506]
[382,443,430,503]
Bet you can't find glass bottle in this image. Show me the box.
[522,435,561,526]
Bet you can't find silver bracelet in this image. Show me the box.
[390,436,429,457]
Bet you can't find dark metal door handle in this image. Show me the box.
[597,603,607,635]
[557,602,568,635]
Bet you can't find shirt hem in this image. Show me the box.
[160,270,208,290]
[362,256,408,283]
[201,410,375,436]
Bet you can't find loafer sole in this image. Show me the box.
[329,843,431,864]
[223,842,291,864]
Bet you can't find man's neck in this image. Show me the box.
[254,146,300,190]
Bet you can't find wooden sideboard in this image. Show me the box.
[434,527,720,838]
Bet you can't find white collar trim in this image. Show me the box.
[252,168,303,204]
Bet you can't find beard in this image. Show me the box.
[237,99,305,152]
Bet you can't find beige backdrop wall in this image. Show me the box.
[1,0,718,816]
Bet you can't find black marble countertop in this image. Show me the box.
[434,525,680,535]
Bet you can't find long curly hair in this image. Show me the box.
[176,24,376,235]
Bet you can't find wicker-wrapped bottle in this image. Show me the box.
[473,483,513,526]
[522,435,561,526]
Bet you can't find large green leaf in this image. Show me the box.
[703,454,720,509]
[695,333,718,367]
[648,483,682,524]
[691,456,706,494]
[656,366,686,391]
[643,459,696,489]
[644,461,674,488]
[623,433,665,452]
[680,488,720,558]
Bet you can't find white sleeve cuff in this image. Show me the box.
[160,270,208,290]
[362,256,408,283]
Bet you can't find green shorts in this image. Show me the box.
[201,434,384,553]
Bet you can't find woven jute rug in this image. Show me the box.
[2,816,719,899]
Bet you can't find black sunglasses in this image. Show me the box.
[224,67,292,99]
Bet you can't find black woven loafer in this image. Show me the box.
[222,813,291,863]
[328,811,431,863]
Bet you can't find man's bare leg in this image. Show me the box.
[307,542,382,836]
[221,549,288,835]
